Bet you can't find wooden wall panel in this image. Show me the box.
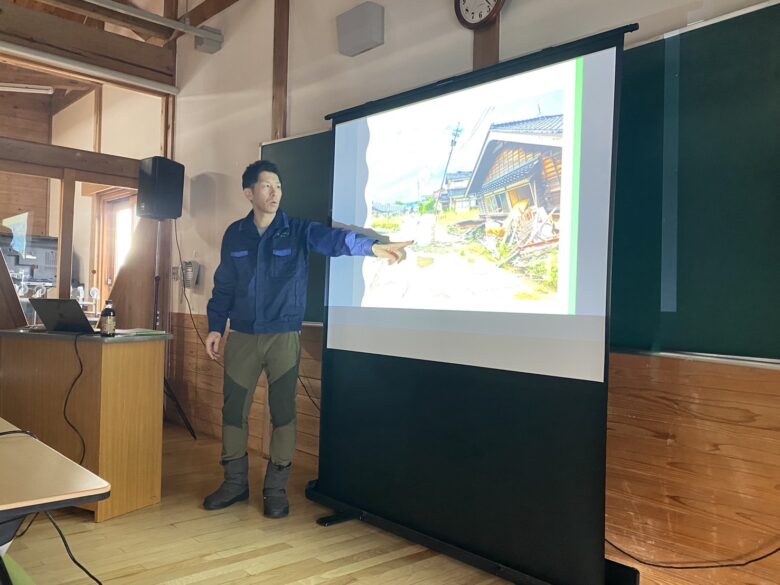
[0,93,51,142]
[606,353,779,585]
[0,172,49,236]
[165,322,779,584]
[0,92,52,236]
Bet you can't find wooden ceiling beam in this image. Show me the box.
[185,0,240,27]
[167,0,240,44]
[0,136,140,184]
[31,0,174,40]
[0,0,175,87]
[271,0,288,140]
[0,62,94,89]
[10,0,84,22]
[0,54,169,97]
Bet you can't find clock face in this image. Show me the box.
[455,0,504,29]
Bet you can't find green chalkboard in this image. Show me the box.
[611,5,780,358]
[260,131,333,323]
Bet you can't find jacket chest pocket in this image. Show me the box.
[230,250,254,293]
[270,248,296,278]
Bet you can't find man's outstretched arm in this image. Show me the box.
[306,222,412,262]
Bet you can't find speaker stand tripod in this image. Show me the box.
[153,220,197,440]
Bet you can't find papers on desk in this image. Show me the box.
[115,329,168,336]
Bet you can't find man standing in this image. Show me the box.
[203,160,410,518]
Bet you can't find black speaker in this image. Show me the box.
[137,156,184,220]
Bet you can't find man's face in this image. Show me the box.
[244,171,282,215]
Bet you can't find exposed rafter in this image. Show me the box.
[10,0,102,26]
[0,0,175,88]
[0,62,95,90]
[31,0,175,40]
[168,0,240,44]
[0,136,140,186]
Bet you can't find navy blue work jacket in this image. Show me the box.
[207,210,376,335]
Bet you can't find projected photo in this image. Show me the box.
[329,49,617,381]
[351,60,577,314]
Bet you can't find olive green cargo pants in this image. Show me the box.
[221,330,300,467]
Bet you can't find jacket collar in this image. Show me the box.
[239,210,289,237]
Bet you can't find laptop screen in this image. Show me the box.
[28,298,96,334]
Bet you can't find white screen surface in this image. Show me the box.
[327,48,617,382]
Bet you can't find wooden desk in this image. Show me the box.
[0,417,110,585]
[0,331,170,522]
[0,417,110,523]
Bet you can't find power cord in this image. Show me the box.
[298,375,320,412]
[174,219,224,368]
[15,334,89,541]
[606,537,780,570]
[15,513,37,537]
[64,333,87,465]
[45,512,102,584]
[174,219,321,413]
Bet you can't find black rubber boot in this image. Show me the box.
[203,454,249,510]
[263,460,291,519]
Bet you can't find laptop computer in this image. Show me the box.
[28,298,97,334]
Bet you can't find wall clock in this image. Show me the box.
[455,0,506,30]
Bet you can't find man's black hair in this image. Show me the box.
[242,160,281,190]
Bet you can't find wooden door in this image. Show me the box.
[96,190,137,307]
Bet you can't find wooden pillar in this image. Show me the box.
[57,169,76,299]
[473,15,500,70]
[161,95,175,159]
[272,0,290,140]
[93,86,103,153]
[163,0,177,19]
[160,94,175,334]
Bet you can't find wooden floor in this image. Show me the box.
[8,424,778,585]
[9,424,505,585]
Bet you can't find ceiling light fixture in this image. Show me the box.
[0,82,55,95]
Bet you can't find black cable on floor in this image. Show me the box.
[45,512,102,584]
[606,537,780,570]
[298,375,320,412]
[15,513,37,538]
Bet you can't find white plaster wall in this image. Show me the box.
[173,0,275,314]
[100,85,162,160]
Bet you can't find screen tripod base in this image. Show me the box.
[164,377,197,440]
